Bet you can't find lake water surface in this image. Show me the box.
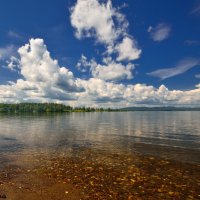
[0,111,200,159]
[0,112,200,199]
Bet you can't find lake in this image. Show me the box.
[0,111,199,159]
[0,111,199,199]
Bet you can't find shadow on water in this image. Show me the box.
[0,136,25,153]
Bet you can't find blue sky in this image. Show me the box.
[0,0,200,107]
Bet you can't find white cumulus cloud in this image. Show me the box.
[18,38,83,93]
[77,55,134,81]
[0,38,84,102]
[115,37,141,61]
[70,0,125,44]
[71,0,141,63]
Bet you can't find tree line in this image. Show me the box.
[1,103,198,113]
[0,103,117,113]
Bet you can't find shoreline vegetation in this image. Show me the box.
[0,103,200,113]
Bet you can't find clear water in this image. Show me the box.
[0,111,199,199]
[0,111,199,154]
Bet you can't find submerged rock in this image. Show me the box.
[0,194,6,198]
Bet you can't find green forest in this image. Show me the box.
[0,103,116,113]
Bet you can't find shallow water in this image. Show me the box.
[0,112,199,199]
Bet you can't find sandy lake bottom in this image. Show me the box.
[0,144,199,200]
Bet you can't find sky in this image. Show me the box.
[0,0,200,107]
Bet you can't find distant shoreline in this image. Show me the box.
[0,103,200,113]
